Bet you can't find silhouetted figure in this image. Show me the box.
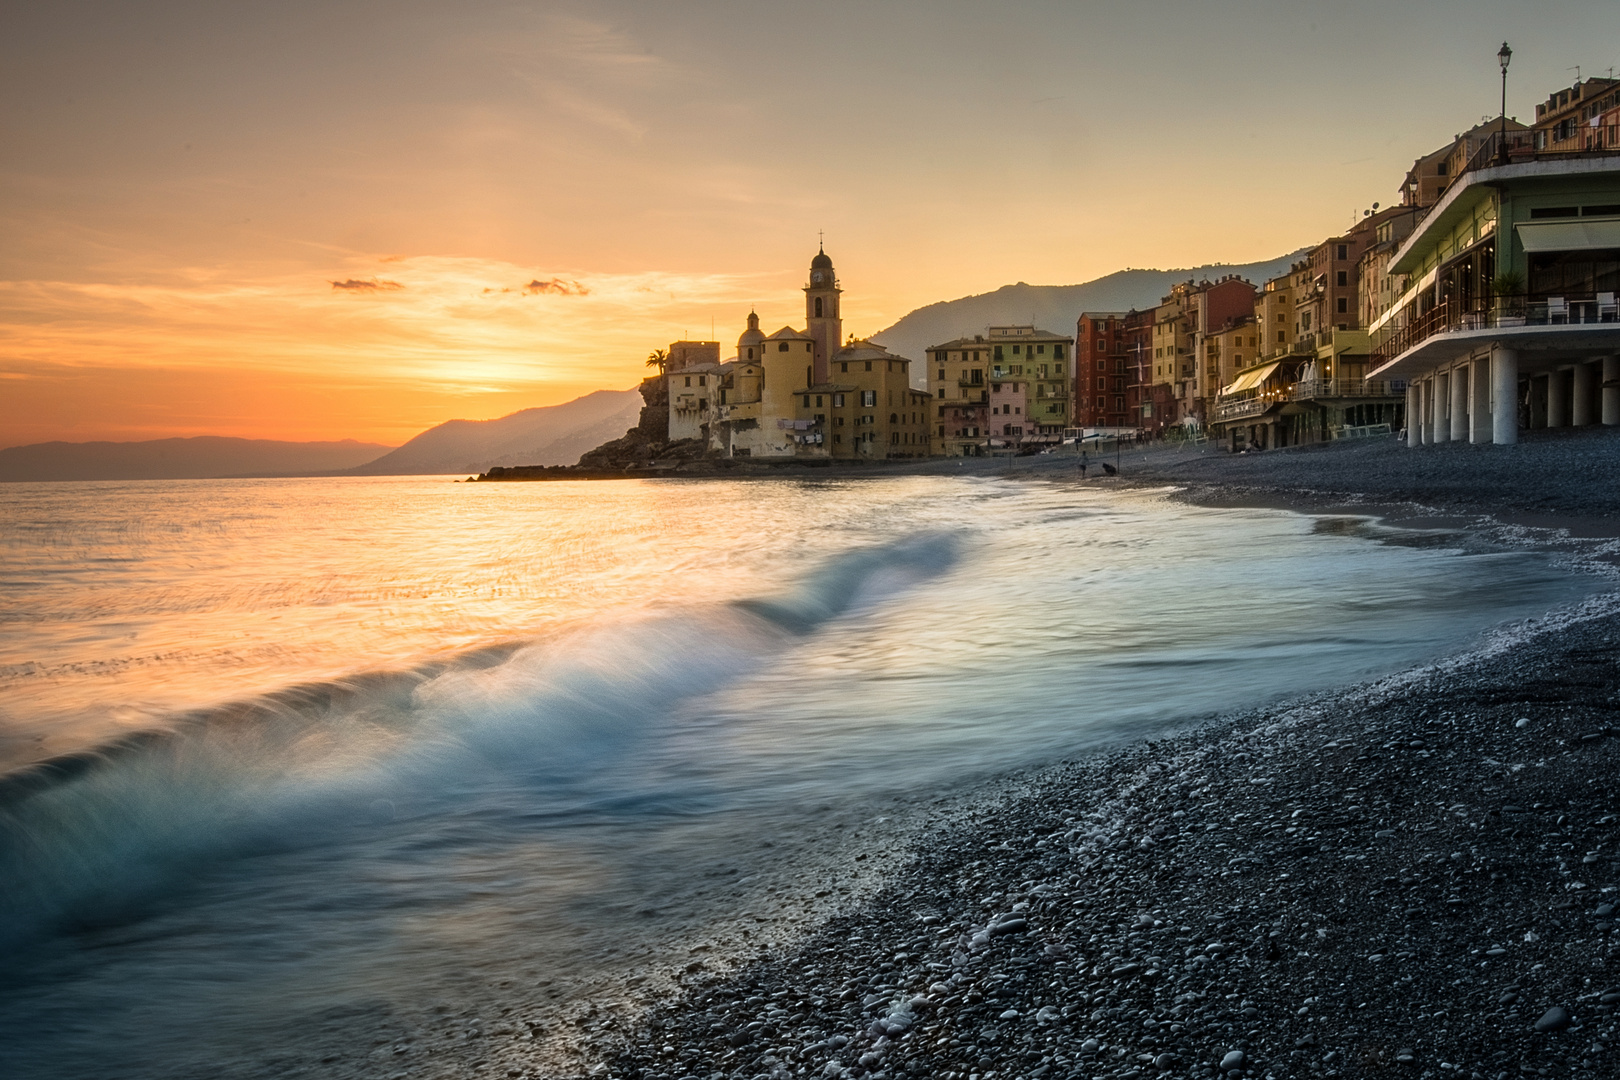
[1101,461,1117,476]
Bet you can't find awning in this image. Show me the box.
[1514,219,1620,252]
[1221,362,1281,397]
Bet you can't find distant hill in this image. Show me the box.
[348,388,643,475]
[0,437,394,483]
[869,251,1310,370]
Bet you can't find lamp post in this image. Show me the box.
[1498,42,1512,165]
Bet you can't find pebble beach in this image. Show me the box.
[586,428,1620,1080]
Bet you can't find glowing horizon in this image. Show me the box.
[3,1,1607,447]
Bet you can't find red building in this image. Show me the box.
[1075,311,1132,430]
[1077,309,1163,432]
[1122,308,1172,434]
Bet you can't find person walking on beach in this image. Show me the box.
[1079,450,1088,478]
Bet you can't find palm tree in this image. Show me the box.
[646,348,669,375]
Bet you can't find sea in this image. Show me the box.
[0,474,1604,1078]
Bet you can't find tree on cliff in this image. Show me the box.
[645,348,669,375]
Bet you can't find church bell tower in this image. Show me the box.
[804,243,842,387]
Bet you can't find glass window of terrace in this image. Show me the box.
[1528,249,1620,298]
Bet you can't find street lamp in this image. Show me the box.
[1498,42,1512,165]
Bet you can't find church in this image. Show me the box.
[667,248,932,460]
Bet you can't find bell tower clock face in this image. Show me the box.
[812,271,824,286]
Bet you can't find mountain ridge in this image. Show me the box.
[0,437,393,483]
[869,251,1310,366]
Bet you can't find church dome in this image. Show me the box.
[810,247,833,271]
[737,309,765,350]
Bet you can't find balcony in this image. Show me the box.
[1213,396,1275,422]
[1292,378,1406,402]
[1454,125,1620,190]
[1370,294,1620,370]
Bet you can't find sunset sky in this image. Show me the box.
[3,1,1614,447]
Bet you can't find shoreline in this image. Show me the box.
[537,431,1620,1080]
[589,603,1620,1080]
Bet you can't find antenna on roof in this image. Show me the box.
[1569,65,1581,82]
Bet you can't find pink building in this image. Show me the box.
[986,375,1030,446]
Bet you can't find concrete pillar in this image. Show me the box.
[1548,367,1570,428]
[1605,356,1620,426]
[1416,379,1430,443]
[1492,347,1519,445]
[1450,366,1469,441]
[1406,384,1420,446]
[1470,356,1492,443]
[1432,372,1450,444]
[1572,361,1595,427]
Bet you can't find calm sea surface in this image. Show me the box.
[0,475,1600,1077]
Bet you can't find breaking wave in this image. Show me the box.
[0,532,960,954]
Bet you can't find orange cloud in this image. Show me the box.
[330,278,405,291]
[523,277,589,296]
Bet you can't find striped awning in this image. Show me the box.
[1221,362,1281,397]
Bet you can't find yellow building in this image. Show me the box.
[797,343,932,459]
[699,247,927,460]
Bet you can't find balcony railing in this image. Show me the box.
[1292,378,1406,402]
[1457,124,1620,185]
[1370,294,1620,369]
[1213,397,1274,422]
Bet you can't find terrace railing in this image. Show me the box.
[1292,378,1406,402]
[1213,396,1274,422]
[1456,123,1620,185]
[1370,294,1620,369]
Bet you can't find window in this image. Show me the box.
[778,342,789,352]
[937,368,945,380]
[1053,344,1065,359]
[684,376,691,387]
[861,390,877,407]
[803,395,810,407]
[840,362,848,373]
[1012,345,1021,355]
[1336,244,1348,261]
[864,361,872,371]
[1337,297,1348,314]
[697,375,706,386]
[1097,377,1106,390]
[1277,330,1285,343]
[833,393,845,407]
[937,388,945,398]
[814,297,823,317]
[1336,271,1347,287]
[1037,345,1046,354]
[815,396,823,406]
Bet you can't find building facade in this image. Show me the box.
[928,325,1072,454]
[1368,139,1620,445]
[675,248,929,461]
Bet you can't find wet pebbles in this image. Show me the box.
[597,602,1620,1080]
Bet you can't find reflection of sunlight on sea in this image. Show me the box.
[0,474,1602,1078]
